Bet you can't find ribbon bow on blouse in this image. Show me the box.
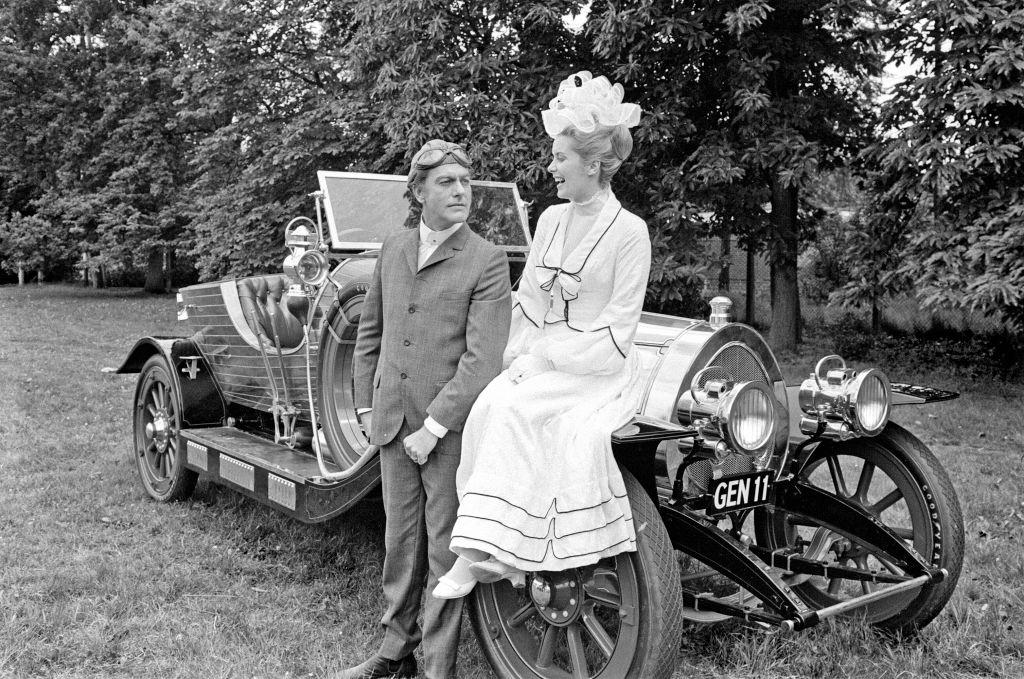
[537,265,582,301]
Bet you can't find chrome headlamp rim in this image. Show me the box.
[283,249,329,287]
[846,368,891,436]
[718,381,776,456]
[688,367,777,458]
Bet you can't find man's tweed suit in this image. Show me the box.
[353,222,511,678]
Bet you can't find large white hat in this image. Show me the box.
[541,71,642,138]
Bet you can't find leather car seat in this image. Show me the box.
[237,275,308,350]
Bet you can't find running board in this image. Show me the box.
[180,427,381,523]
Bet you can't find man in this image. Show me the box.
[338,139,511,679]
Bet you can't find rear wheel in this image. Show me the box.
[133,355,197,502]
[755,422,963,634]
[469,471,685,679]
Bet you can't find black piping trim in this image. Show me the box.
[561,207,622,276]
[456,512,633,541]
[535,320,628,360]
[513,301,540,329]
[451,535,636,565]
[462,491,629,519]
[539,209,565,268]
[538,206,621,276]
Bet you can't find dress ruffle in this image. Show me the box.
[451,492,635,571]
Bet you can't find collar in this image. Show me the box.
[419,220,463,246]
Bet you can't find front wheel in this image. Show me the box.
[469,470,685,679]
[755,422,964,635]
[132,355,197,502]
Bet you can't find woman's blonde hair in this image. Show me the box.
[559,124,634,185]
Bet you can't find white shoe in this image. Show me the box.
[470,557,526,588]
[431,557,478,599]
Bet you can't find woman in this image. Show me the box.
[434,72,650,598]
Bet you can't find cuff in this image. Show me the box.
[423,416,448,438]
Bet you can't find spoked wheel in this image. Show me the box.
[755,423,963,634]
[469,471,684,679]
[132,355,197,502]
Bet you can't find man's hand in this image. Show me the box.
[359,411,373,437]
[508,354,552,384]
[403,426,439,465]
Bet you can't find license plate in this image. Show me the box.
[707,470,774,514]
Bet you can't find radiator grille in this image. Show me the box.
[708,344,769,385]
[684,456,754,492]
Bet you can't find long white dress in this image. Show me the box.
[450,192,652,571]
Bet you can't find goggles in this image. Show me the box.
[410,142,471,172]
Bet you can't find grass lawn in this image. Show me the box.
[1,284,1022,678]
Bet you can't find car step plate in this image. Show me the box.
[707,470,773,514]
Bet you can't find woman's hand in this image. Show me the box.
[508,354,553,384]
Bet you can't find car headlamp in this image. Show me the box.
[687,367,777,463]
[283,249,329,287]
[798,355,891,438]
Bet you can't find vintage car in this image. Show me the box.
[119,173,964,679]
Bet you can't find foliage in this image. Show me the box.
[860,0,1024,330]
[0,212,49,276]
[586,0,887,347]
[819,312,1024,382]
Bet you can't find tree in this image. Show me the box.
[588,0,885,347]
[860,0,1024,330]
[0,213,48,284]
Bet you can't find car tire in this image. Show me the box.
[469,469,685,679]
[132,354,198,502]
[317,280,370,469]
[755,422,964,635]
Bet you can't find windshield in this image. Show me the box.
[317,171,531,252]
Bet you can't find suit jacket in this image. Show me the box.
[352,223,512,446]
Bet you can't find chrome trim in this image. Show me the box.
[186,440,208,471]
[268,474,297,511]
[219,455,254,491]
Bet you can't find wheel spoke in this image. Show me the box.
[871,488,903,514]
[146,404,158,418]
[580,604,615,659]
[854,461,875,503]
[566,623,588,679]
[536,624,558,668]
[506,603,536,628]
[827,577,844,596]
[826,456,850,497]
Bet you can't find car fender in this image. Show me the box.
[117,336,225,428]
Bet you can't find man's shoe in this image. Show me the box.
[328,654,417,679]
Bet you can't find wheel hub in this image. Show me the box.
[146,412,172,453]
[530,572,584,627]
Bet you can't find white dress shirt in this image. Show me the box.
[418,220,463,269]
[358,220,464,439]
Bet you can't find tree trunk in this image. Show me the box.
[745,246,756,326]
[36,269,43,285]
[17,264,24,286]
[144,247,165,293]
[718,231,731,291]
[768,174,801,350]
[163,247,173,292]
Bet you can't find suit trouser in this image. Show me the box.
[378,419,463,678]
